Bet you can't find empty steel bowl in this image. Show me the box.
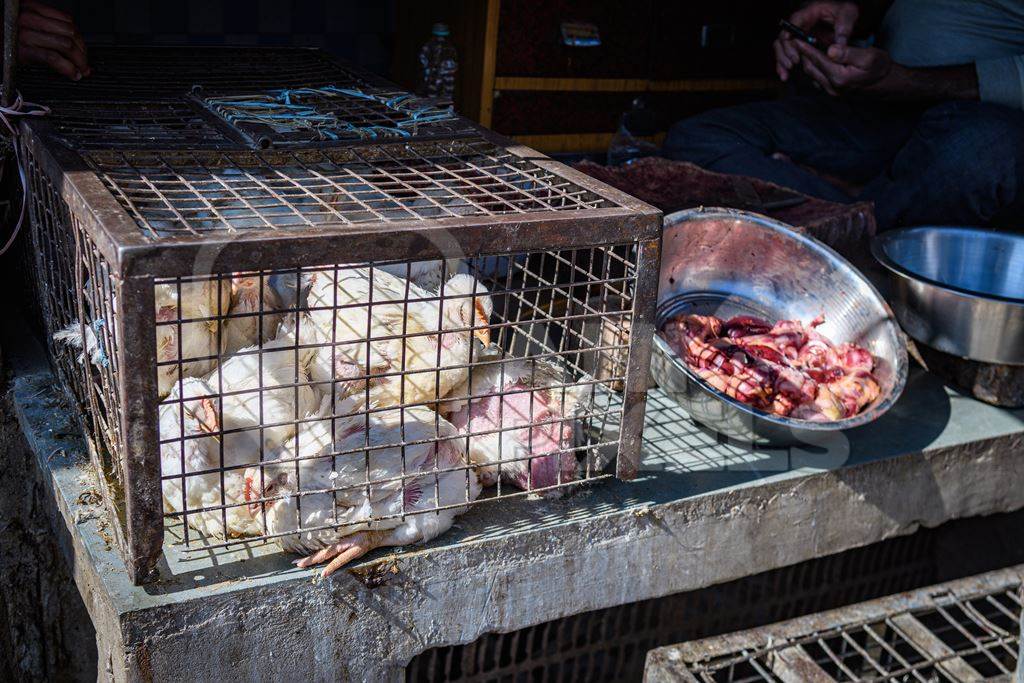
[872,227,1024,365]
[651,208,908,446]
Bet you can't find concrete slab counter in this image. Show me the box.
[8,330,1023,682]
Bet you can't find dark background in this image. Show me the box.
[45,0,799,150]
[55,0,399,75]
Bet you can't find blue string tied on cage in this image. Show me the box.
[203,94,336,140]
[204,85,456,141]
[319,86,456,129]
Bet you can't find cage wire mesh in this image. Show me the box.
[20,47,659,581]
[155,247,636,553]
[650,568,1022,683]
[25,145,126,493]
[197,86,475,146]
[18,47,372,102]
[85,139,611,238]
[46,100,237,150]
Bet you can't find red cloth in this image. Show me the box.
[575,157,875,262]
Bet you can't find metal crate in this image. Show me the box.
[20,47,661,583]
[646,567,1023,683]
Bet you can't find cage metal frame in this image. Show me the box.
[20,47,662,584]
[646,565,1023,682]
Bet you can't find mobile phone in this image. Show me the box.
[778,19,818,46]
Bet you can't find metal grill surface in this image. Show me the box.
[47,101,236,150]
[21,46,660,582]
[197,86,477,147]
[85,140,610,238]
[648,567,1023,683]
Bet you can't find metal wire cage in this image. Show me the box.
[20,47,661,583]
[646,567,1023,683]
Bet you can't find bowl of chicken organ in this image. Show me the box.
[651,208,908,446]
[146,261,592,577]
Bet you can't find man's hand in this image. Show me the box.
[17,1,90,80]
[774,1,859,82]
[794,41,979,101]
[795,42,893,95]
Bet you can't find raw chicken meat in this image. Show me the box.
[661,313,880,421]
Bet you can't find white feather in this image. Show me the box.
[300,267,493,408]
[248,404,480,557]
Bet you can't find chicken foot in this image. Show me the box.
[294,529,390,577]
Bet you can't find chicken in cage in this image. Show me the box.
[144,259,620,575]
[22,46,661,583]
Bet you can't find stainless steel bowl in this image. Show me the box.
[872,227,1024,365]
[651,208,908,446]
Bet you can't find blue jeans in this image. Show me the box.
[663,96,1024,230]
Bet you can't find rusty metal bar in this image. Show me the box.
[116,207,650,279]
[890,613,983,681]
[616,237,661,479]
[768,646,832,683]
[117,274,164,582]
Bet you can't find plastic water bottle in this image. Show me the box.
[418,23,458,101]
[607,97,661,166]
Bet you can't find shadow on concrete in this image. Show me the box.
[149,367,958,583]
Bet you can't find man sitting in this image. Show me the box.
[663,0,1024,230]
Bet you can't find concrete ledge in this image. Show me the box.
[9,331,1024,681]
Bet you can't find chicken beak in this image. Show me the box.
[473,327,490,346]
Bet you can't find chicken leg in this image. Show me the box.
[295,530,390,577]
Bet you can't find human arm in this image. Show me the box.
[16,1,90,80]
[795,41,979,101]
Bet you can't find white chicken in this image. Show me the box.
[158,376,262,538]
[204,334,320,453]
[244,399,480,576]
[444,354,584,493]
[55,279,230,398]
[300,267,493,409]
[158,333,320,540]
[266,260,465,311]
[154,280,231,398]
[378,259,464,292]
[220,273,284,356]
